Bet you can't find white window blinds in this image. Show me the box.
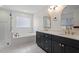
[16,16,32,28]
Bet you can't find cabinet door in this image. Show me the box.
[44,39,51,53]
[53,41,64,53]
[43,33,52,53]
[36,32,42,47]
[36,32,50,51]
[64,45,79,53]
[53,41,61,53]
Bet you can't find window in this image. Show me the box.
[16,16,32,28]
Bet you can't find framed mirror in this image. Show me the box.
[61,5,79,28]
[61,5,79,34]
[43,16,51,29]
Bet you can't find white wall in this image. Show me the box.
[11,6,65,35]
[33,5,66,31]
[50,5,66,30]
[12,11,33,36]
[11,10,44,36]
[73,9,79,26]
[33,14,43,32]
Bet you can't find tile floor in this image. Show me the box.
[0,42,46,53]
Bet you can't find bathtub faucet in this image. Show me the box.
[14,33,19,38]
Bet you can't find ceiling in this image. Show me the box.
[2,5,79,16]
[2,5,49,15]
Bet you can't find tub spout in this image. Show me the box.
[14,33,19,38]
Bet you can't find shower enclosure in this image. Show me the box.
[0,7,12,48]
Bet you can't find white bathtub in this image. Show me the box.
[0,32,45,53]
[11,33,36,47]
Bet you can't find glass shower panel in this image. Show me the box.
[0,8,11,48]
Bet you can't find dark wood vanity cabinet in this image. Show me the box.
[36,31,52,53]
[36,31,79,53]
[64,44,79,53]
[43,34,52,52]
[52,35,79,53]
[52,35,65,53]
[52,41,79,53]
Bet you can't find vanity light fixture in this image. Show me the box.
[53,5,58,10]
[48,5,58,19]
[48,5,58,11]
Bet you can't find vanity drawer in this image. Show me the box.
[52,34,79,49]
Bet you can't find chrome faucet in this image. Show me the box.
[65,26,74,35]
[14,33,19,38]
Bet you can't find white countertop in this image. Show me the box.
[38,29,79,41]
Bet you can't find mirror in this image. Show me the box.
[61,5,79,28]
[61,5,79,34]
[43,16,51,29]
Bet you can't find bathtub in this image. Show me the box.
[11,33,36,47]
[0,32,46,53]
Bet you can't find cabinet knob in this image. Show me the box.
[61,44,64,47]
[59,43,64,47]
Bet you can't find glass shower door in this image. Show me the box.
[0,8,11,48]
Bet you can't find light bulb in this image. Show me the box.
[48,8,52,12]
[50,5,54,9]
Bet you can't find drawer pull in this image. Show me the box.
[59,43,64,47]
[61,44,64,47]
